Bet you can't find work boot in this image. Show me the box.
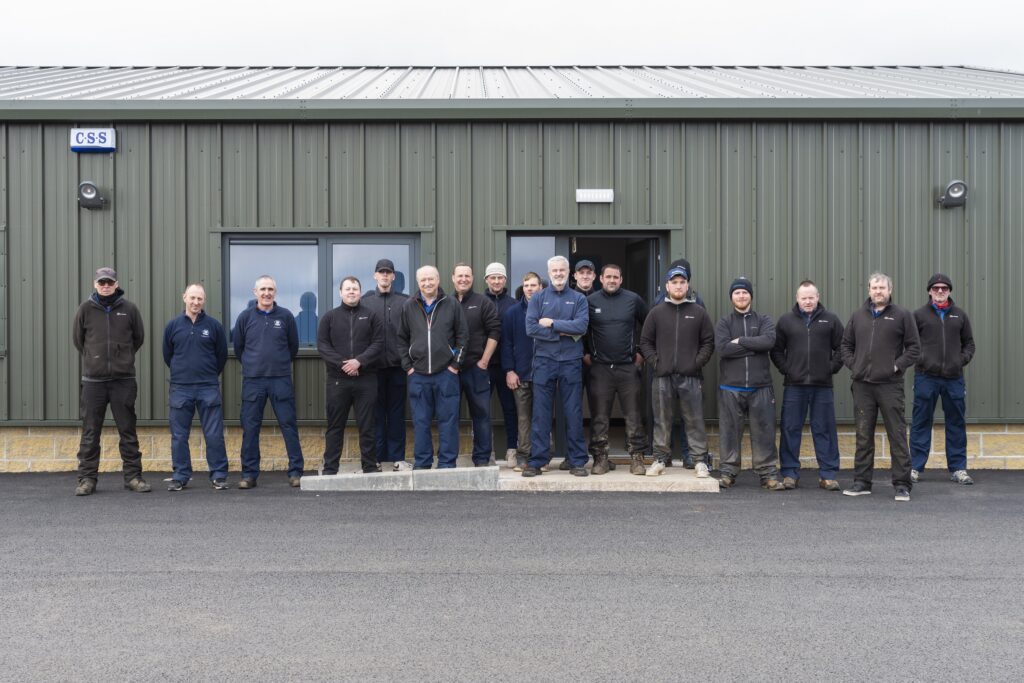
[591,453,610,475]
[124,478,152,493]
[75,479,96,496]
[559,459,571,471]
[629,452,646,476]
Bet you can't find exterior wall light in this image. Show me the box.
[937,180,967,209]
[78,181,108,210]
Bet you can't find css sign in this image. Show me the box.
[70,128,117,153]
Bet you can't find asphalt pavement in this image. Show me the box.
[1,470,1021,682]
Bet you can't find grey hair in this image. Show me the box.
[868,272,893,290]
[547,255,570,270]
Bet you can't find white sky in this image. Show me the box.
[5,0,1022,70]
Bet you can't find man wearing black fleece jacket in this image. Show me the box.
[770,280,844,491]
[715,277,784,491]
[840,272,920,501]
[317,276,384,475]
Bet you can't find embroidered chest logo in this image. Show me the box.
[274,320,282,328]
[594,308,602,314]
[201,329,210,337]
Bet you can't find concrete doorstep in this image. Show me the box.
[301,460,719,493]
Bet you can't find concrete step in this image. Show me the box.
[302,460,719,493]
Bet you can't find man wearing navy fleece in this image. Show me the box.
[523,255,590,477]
[233,275,304,488]
[162,283,230,491]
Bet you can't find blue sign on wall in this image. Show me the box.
[70,128,117,153]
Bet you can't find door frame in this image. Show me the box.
[492,224,684,273]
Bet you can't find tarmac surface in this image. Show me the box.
[1,470,1022,682]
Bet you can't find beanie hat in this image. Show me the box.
[927,273,953,291]
[485,262,507,278]
[729,277,753,297]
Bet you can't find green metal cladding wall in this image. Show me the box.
[0,120,1021,424]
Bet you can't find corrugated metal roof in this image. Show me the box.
[3,65,1024,100]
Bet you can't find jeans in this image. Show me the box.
[910,374,967,472]
[375,366,408,463]
[652,375,709,464]
[851,381,912,490]
[460,365,493,465]
[718,387,779,479]
[512,381,533,460]
[530,357,586,469]
[489,364,518,450]
[587,364,646,457]
[240,376,304,479]
[76,378,143,484]
[408,370,461,469]
[778,385,840,480]
[324,373,378,474]
[168,383,228,482]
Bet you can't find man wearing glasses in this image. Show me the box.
[909,274,976,485]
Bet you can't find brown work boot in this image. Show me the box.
[783,476,799,490]
[75,479,96,496]
[819,479,840,491]
[629,453,646,476]
[124,477,152,493]
[761,478,786,491]
[591,453,610,475]
[718,474,735,489]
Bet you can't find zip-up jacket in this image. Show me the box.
[639,293,714,377]
[715,309,776,388]
[500,297,535,381]
[73,290,145,381]
[361,288,409,368]
[585,287,649,365]
[162,310,227,384]
[913,298,975,378]
[457,288,501,368]
[485,288,517,368]
[232,303,299,378]
[770,303,844,387]
[841,298,920,384]
[651,289,706,310]
[316,302,384,380]
[398,287,468,375]
[526,285,589,361]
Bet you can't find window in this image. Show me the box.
[225,235,418,347]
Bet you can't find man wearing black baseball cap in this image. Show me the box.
[909,273,976,485]
[362,258,412,470]
[71,267,148,496]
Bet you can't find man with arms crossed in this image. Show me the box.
[162,283,230,491]
[523,256,590,477]
[841,272,920,501]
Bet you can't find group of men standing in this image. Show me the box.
[71,257,975,503]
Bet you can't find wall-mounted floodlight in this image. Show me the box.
[78,181,108,210]
[937,180,967,209]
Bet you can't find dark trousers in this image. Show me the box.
[512,381,533,460]
[169,383,228,482]
[460,365,493,465]
[375,366,408,463]
[489,364,518,450]
[76,378,142,484]
[530,357,586,468]
[408,370,461,469]
[587,364,646,457]
[240,376,304,479]
[719,387,779,479]
[851,380,912,490]
[778,385,840,480]
[323,374,378,474]
[652,375,709,463]
[910,374,967,472]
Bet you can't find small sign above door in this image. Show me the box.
[575,189,614,203]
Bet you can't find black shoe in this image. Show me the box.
[211,478,229,490]
[842,481,872,496]
[558,459,571,471]
[522,466,541,477]
[75,479,96,496]
[680,455,696,469]
[166,479,187,492]
[362,468,380,474]
[570,467,589,477]
[238,478,257,490]
[894,486,911,502]
[607,459,617,470]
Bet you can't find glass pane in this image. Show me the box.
[509,235,556,287]
[331,243,412,297]
[229,243,319,345]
